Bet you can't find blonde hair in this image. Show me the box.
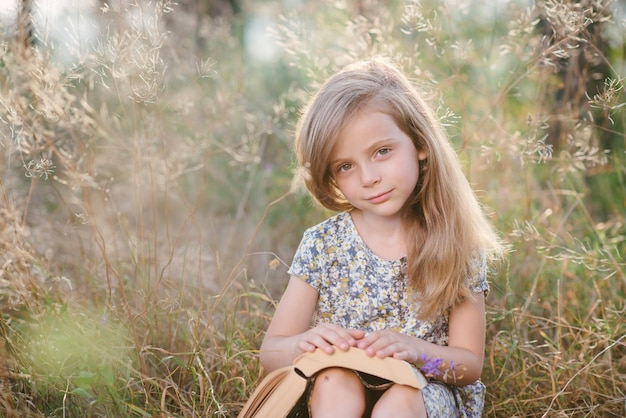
[295,58,502,319]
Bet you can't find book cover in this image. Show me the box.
[237,346,427,418]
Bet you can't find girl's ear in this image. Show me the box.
[417,149,428,161]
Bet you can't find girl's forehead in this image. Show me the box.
[332,111,406,150]
[339,106,399,134]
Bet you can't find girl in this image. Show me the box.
[260,58,502,417]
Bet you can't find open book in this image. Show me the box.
[237,346,428,418]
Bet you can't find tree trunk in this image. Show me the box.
[16,0,34,51]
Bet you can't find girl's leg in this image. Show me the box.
[370,384,427,418]
[309,367,366,418]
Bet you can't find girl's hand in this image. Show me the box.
[262,277,368,371]
[353,296,487,386]
[295,323,365,355]
[356,329,422,363]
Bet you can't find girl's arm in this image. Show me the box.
[260,276,365,372]
[356,294,487,386]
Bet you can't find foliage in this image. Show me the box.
[0,0,624,416]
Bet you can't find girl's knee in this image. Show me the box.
[311,367,363,395]
[309,368,365,418]
[371,384,427,418]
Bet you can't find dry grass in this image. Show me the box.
[0,0,624,416]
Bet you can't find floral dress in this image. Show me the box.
[287,212,489,418]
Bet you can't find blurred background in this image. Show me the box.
[0,0,624,416]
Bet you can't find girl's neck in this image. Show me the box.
[349,209,407,261]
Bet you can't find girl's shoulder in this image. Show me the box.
[466,251,490,295]
[291,212,355,271]
[302,212,353,240]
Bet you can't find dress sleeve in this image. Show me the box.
[466,251,490,296]
[287,226,326,290]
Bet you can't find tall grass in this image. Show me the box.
[0,0,624,416]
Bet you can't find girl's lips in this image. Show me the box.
[367,190,392,204]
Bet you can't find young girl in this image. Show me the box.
[260,58,502,418]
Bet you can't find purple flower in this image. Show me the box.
[419,354,443,376]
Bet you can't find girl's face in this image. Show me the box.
[329,110,427,221]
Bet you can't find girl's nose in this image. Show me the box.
[360,165,381,187]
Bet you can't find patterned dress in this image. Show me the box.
[287,212,489,418]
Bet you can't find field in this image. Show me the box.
[0,1,624,416]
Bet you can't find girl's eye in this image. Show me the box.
[337,163,352,172]
[377,148,391,156]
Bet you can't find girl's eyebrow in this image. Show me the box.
[330,137,400,166]
[330,136,399,165]
[329,156,346,168]
[365,137,400,153]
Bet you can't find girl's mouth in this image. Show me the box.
[367,191,391,203]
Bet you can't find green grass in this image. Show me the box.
[0,0,625,416]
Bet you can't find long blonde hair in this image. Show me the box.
[295,58,502,319]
